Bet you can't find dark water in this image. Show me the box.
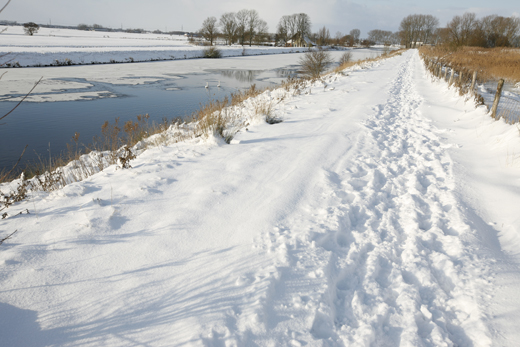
[0,66,299,171]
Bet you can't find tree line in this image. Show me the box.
[398,13,520,48]
[200,10,519,49]
[200,9,269,46]
[199,10,365,48]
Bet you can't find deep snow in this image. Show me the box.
[1,50,520,346]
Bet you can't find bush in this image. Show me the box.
[338,51,352,66]
[203,46,222,58]
[299,48,333,78]
[23,22,39,36]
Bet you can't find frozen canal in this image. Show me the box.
[0,48,386,171]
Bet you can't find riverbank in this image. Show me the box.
[2,50,520,346]
[0,49,386,171]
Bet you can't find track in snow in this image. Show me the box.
[250,52,493,346]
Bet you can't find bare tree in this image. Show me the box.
[316,26,331,46]
[246,9,260,46]
[440,12,520,48]
[481,15,520,47]
[334,31,343,45]
[276,15,291,45]
[399,14,439,48]
[343,34,354,46]
[236,9,249,45]
[243,9,268,46]
[349,29,360,44]
[419,15,439,44]
[446,13,479,47]
[254,19,269,45]
[367,29,393,45]
[220,12,237,45]
[230,9,269,46]
[294,13,312,47]
[200,16,219,45]
[360,39,373,48]
[390,31,401,45]
[299,48,333,78]
[277,14,300,46]
[287,15,298,44]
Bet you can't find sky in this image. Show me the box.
[2,0,519,37]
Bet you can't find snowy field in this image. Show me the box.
[0,26,312,67]
[2,50,520,346]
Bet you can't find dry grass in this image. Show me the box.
[0,114,173,186]
[420,46,520,124]
[332,48,406,74]
[419,46,520,83]
[1,83,276,186]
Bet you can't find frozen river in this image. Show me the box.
[0,48,386,171]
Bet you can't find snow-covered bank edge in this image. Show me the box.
[1,46,314,69]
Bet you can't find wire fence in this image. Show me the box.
[496,94,520,124]
[421,56,520,124]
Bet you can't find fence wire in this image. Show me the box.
[497,94,520,124]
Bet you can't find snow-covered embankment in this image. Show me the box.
[1,50,520,346]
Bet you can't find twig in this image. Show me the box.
[0,144,28,182]
[0,0,11,15]
[0,52,14,67]
[0,229,17,246]
[0,77,43,123]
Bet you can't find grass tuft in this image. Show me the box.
[203,46,222,58]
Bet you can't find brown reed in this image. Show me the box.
[419,46,520,83]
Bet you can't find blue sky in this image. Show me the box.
[2,0,519,37]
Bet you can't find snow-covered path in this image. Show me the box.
[2,51,520,346]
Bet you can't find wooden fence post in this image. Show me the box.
[459,71,463,85]
[448,68,454,86]
[443,67,448,80]
[469,71,478,94]
[490,79,505,120]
